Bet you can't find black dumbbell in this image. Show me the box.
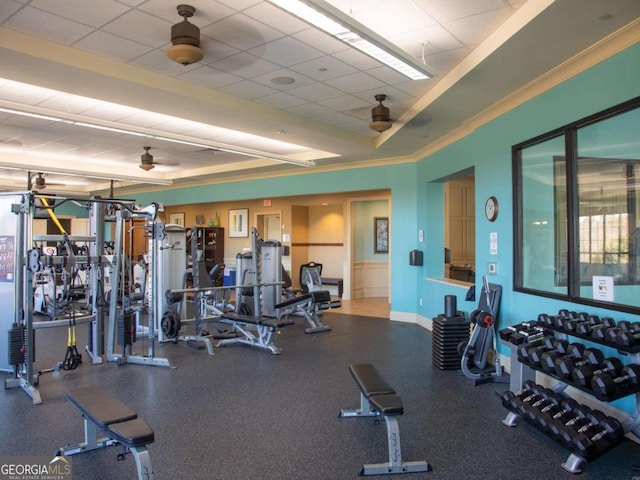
[540,342,582,373]
[591,364,640,396]
[571,416,624,458]
[500,381,537,407]
[537,397,579,432]
[550,404,592,445]
[592,321,631,343]
[615,323,640,347]
[573,409,608,434]
[571,354,620,386]
[528,338,569,368]
[555,348,603,380]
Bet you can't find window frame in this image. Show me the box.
[513,96,640,315]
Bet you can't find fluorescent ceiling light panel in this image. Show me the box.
[268,0,432,80]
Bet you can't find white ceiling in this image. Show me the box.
[0,0,638,195]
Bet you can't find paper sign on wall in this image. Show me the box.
[489,232,498,255]
[592,276,614,302]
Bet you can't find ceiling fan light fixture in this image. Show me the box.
[140,146,155,171]
[369,94,392,133]
[167,4,204,66]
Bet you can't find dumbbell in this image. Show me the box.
[549,404,593,445]
[528,338,569,368]
[615,323,640,347]
[573,357,623,387]
[537,397,579,432]
[540,342,585,373]
[555,347,602,380]
[572,409,609,434]
[591,364,640,396]
[509,386,551,416]
[521,387,557,417]
[571,416,624,458]
[500,382,542,412]
[592,320,631,343]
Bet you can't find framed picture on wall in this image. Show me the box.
[229,208,249,237]
[374,217,389,253]
[168,212,185,226]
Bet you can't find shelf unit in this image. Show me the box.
[500,317,640,474]
[187,227,224,273]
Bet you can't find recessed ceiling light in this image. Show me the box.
[271,76,296,85]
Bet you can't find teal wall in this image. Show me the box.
[353,200,389,262]
[133,43,640,413]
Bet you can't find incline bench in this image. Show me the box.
[338,363,431,476]
[58,385,155,480]
[216,312,288,354]
[276,290,341,333]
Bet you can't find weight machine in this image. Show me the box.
[2,192,171,404]
[459,276,509,385]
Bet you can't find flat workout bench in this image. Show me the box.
[276,289,340,333]
[58,385,154,480]
[217,312,287,354]
[339,363,431,476]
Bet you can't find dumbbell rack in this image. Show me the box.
[499,319,640,474]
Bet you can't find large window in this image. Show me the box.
[514,97,640,313]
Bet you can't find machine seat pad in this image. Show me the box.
[67,385,137,429]
[349,363,396,398]
[310,290,331,303]
[275,294,312,309]
[221,313,287,328]
[108,418,155,447]
[369,394,404,416]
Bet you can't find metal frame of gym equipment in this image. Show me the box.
[460,276,509,385]
[2,193,171,404]
[155,225,215,355]
[104,204,171,368]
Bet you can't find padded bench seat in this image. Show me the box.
[220,312,286,329]
[339,363,431,476]
[60,385,155,480]
[217,312,287,354]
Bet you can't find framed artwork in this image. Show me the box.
[168,212,185,226]
[229,208,249,237]
[374,217,389,253]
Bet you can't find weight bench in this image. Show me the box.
[338,363,431,476]
[276,290,340,333]
[322,277,343,297]
[58,385,154,480]
[217,313,287,354]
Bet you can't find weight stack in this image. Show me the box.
[432,295,470,370]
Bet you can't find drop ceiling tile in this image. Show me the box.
[345,0,438,40]
[244,3,309,35]
[445,7,514,46]
[248,36,324,67]
[417,0,507,23]
[216,0,261,10]
[353,86,412,105]
[317,94,370,112]
[251,68,314,91]
[292,28,348,54]
[289,55,358,81]
[29,0,129,28]
[0,1,22,21]
[332,48,381,71]
[210,52,281,79]
[102,9,171,47]
[74,31,153,62]
[138,0,234,25]
[4,6,93,44]
[254,92,308,109]
[218,80,278,100]
[201,13,283,50]
[324,72,385,94]
[286,83,344,102]
[366,65,415,85]
[177,66,244,89]
[200,36,240,63]
[421,47,469,77]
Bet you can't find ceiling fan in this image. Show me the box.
[140,146,180,171]
[27,172,47,190]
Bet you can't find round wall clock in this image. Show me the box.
[484,196,499,222]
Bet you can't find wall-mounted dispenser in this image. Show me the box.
[409,249,423,266]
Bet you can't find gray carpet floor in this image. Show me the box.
[1,312,639,480]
